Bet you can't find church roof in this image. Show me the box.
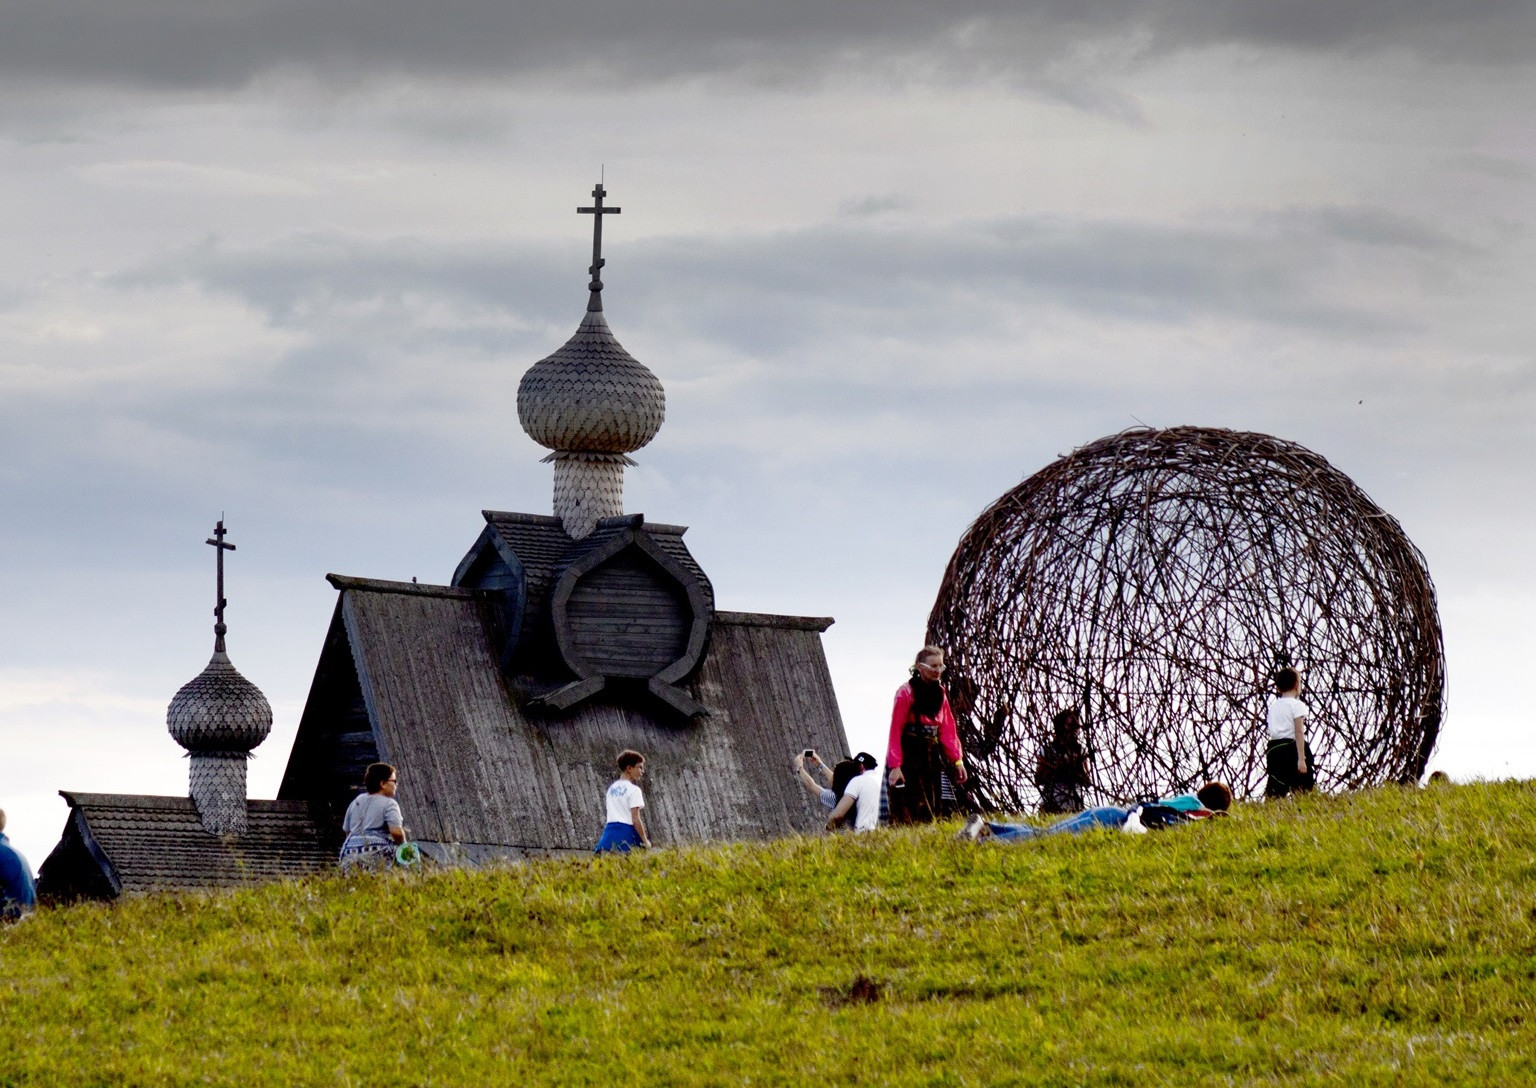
[37,793,332,900]
[278,574,844,852]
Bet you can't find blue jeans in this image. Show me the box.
[594,822,644,854]
[987,806,1129,842]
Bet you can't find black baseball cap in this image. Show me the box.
[854,752,878,770]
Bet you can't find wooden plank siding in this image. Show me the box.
[298,579,849,852]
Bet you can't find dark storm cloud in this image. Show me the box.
[2,0,1530,91]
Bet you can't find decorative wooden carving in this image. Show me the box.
[543,517,712,717]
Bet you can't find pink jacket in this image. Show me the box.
[886,682,962,769]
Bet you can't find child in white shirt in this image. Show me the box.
[1265,667,1315,799]
[594,750,652,854]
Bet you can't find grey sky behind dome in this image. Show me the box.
[1,0,1533,865]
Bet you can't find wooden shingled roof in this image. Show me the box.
[37,793,333,900]
[279,574,848,857]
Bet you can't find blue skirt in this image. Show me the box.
[594,822,644,854]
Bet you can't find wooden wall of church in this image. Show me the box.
[320,582,846,852]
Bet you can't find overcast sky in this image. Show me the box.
[2,1,1532,865]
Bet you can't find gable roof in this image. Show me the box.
[280,574,846,852]
[37,793,333,900]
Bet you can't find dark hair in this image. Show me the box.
[617,750,645,772]
[831,758,862,800]
[1196,782,1233,812]
[1272,667,1299,694]
[364,763,395,794]
[853,752,878,771]
[1052,708,1081,733]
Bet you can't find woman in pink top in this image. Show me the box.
[887,646,968,823]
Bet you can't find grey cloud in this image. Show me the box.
[125,207,1460,363]
[1262,206,1479,252]
[1449,152,1536,184]
[837,193,912,218]
[1,0,1530,92]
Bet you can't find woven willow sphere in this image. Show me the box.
[518,310,665,454]
[928,426,1445,809]
[166,651,273,752]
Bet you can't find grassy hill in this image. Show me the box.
[3,783,1534,1086]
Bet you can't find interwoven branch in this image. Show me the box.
[927,427,1445,810]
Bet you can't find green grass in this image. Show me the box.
[4,783,1535,1086]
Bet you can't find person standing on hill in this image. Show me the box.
[595,750,652,854]
[1265,667,1315,799]
[886,646,968,824]
[1035,708,1091,814]
[0,808,36,921]
[338,763,407,872]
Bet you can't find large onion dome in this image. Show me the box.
[516,309,665,455]
[166,650,273,753]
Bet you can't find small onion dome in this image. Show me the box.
[517,310,665,454]
[166,651,273,753]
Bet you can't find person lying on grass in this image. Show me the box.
[959,782,1232,843]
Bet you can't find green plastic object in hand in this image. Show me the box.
[395,842,421,867]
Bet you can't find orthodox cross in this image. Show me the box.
[578,182,621,311]
[205,519,236,653]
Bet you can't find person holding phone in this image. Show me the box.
[793,749,836,809]
[825,757,883,833]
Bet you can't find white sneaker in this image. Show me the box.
[958,815,988,842]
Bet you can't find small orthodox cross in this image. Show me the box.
[578,182,621,311]
[206,519,236,653]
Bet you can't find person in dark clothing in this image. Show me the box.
[1034,708,1091,814]
[886,646,968,824]
[0,808,37,921]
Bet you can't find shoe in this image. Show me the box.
[958,815,988,842]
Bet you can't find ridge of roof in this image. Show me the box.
[482,509,690,537]
[713,611,835,632]
[60,791,318,812]
[326,574,477,599]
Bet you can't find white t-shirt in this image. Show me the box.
[842,770,882,832]
[605,778,645,825]
[1267,695,1311,741]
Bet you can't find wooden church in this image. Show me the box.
[38,185,850,898]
